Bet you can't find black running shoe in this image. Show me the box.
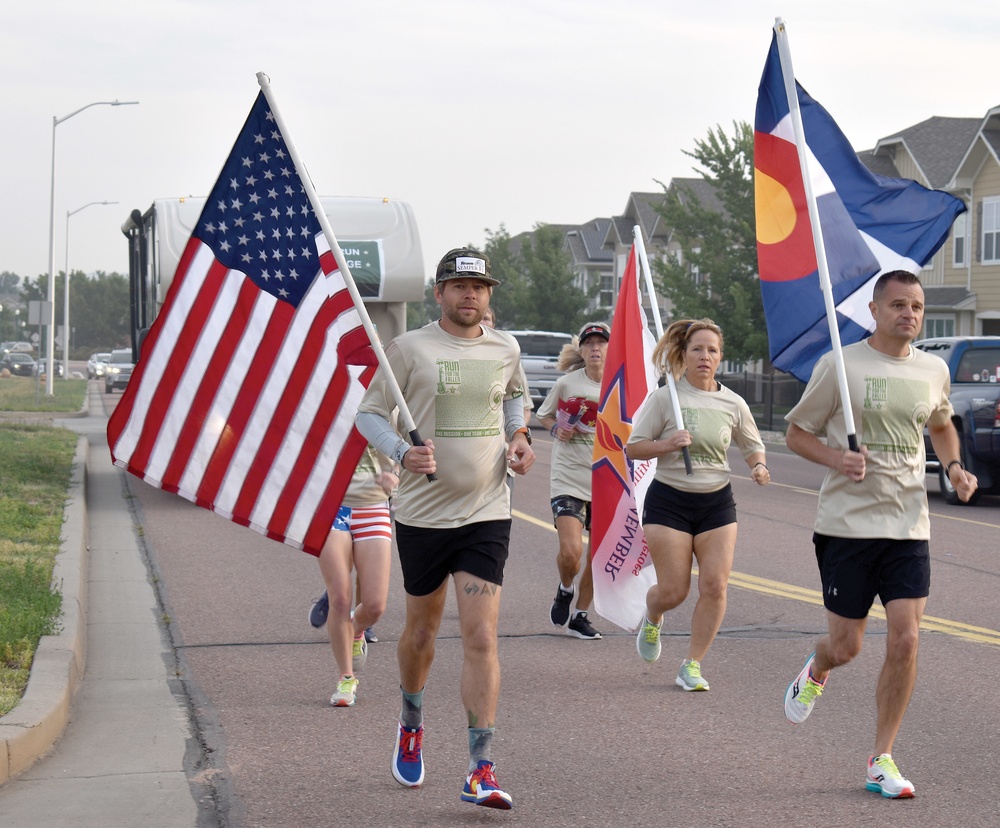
[549,584,574,627]
[567,611,602,640]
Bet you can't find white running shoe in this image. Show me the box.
[784,652,826,724]
[866,754,915,798]
[330,675,358,707]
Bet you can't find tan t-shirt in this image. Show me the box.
[357,321,524,528]
[536,368,602,501]
[342,445,393,508]
[628,375,764,493]
[785,339,953,540]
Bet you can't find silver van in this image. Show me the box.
[504,330,573,408]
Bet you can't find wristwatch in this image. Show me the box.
[514,427,532,445]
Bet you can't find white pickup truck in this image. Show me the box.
[503,329,573,409]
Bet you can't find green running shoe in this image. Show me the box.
[675,659,709,691]
[636,617,662,662]
[352,635,368,671]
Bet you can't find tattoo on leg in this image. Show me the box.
[463,580,498,597]
[467,710,496,728]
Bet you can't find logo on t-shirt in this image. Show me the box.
[434,358,504,438]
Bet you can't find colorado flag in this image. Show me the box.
[754,26,966,382]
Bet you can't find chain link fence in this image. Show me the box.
[718,371,807,433]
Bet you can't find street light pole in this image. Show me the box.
[63,200,118,378]
[46,99,138,395]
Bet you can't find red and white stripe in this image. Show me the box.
[343,505,393,542]
[107,233,373,556]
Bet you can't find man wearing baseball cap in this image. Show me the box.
[356,246,533,810]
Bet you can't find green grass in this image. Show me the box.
[0,423,78,715]
[0,377,87,412]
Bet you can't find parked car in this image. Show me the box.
[34,359,64,378]
[1,341,33,354]
[104,348,136,393]
[503,330,574,409]
[914,336,1000,505]
[87,352,112,379]
[1,352,37,376]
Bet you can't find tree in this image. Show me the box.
[406,279,438,330]
[481,224,531,328]
[19,270,130,353]
[484,223,586,332]
[654,121,768,365]
[0,271,19,293]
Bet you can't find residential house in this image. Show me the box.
[602,190,674,323]
[510,105,1000,344]
[947,105,1000,336]
[869,109,1000,336]
[563,218,614,315]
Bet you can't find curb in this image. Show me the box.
[0,435,89,784]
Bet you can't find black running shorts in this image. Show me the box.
[641,480,737,536]
[813,533,931,619]
[394,519,511,597]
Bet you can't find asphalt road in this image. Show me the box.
[102,388,1000,828]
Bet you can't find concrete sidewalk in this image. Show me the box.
[0,389,199,826]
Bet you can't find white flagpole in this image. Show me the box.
[772,20,859,451]
[256,72,435,478]
[633,225,693,475]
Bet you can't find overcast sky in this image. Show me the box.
[3,1,997,286]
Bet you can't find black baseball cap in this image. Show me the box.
[579,322,610,341]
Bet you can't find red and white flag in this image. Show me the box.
[107,92,375,556]
[590,246,659,630]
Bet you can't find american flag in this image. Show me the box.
[107,91,375,556]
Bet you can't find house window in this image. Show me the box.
[953,213,967,267]
[599,273,614,308]
[689,247,703,285]
[984,198,1000,264]
[923,315,955,338]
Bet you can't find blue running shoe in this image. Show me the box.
[461,760,513,809]
[392,723,424,787]
[308,592,329,629]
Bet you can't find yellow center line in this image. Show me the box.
[726,571,1000,646]
[513,508,1000,647]
[733,472,1000,528]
